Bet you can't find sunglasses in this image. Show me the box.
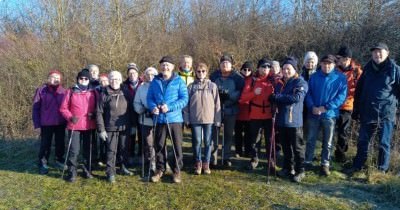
[260,64,271,68]
[79,77,89,81]
[242,68,252,72]
[196,70,207,73]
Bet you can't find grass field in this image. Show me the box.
[0,135,400,210]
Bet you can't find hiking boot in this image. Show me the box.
[120,165,133,176]
[277,168,295,178]
[66,171,77,183]
[82,165,94,179]
[165,162,173,175]
[194,161,202,175]
[172,172,182,183]
[292,172,306,183]
[151,170,163,183]
[107,175,116,183]
[203,162,211,175]
[249,159,259,170]
[320,165,331,176]
[39,164,49,175]
[342,167,360,176]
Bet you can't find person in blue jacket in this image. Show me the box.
[147,56,188,183]
[270,57,308,183]
[304,54,347,176]
[346,42,400,175]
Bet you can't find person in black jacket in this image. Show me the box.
[96,70,135,183]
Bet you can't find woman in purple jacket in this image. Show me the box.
[32,70,67,175]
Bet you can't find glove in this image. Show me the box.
[351,110,359,121]
[268,94,276,103]
[70,116,79,124]
[131,127,137,135]
[214,122,221,127]
[219,90,229,102]
[99,131,108,141]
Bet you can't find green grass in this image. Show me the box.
[1,138,400,210]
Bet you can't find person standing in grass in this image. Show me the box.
[346,42,400,175]
[304,55,347,176]
[184,63,221,175]
[147,56,188,183]
[32,70,67,175]
[96,73,110,166]
[210,54,245,167]
[234,61,254,158]
[134,67,159,176]
[334,46,363,163]
[239,58,275,170]
[96,71,134,183]
[270,57,308,182]
[123,63,141,165]
[60,69,97,182]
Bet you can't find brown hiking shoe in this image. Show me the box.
[172,172,182,183]
[320,165,331,176]
[194,161,202,175]
[203,162,211,175]
[151,170,163,183]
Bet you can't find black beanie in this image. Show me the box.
[241,61,254,70]
[257,58,271,68]
[76,69,91,81]
[220,54,233,64]
[159,56,174,64]
[337,46,353,58]
[282,56,298,71]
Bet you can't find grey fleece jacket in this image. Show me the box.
[183,79,221,125]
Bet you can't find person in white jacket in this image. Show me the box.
[134,67,158,177]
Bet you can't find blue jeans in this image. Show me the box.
[192,124,213,163]
[352,120,394,171]
[305,117,336,166]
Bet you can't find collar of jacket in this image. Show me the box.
[178,70,193,77]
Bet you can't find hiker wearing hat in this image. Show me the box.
[134,67,159,176]
[239,58,275,170]
[123,63,141,165]
[96,70,135,183]
[59,69,97,182]
[178,55,195,86]
[147,56,188,183]
[32,70,67,175]
[210,54,245,167]
[334,46,363,163]
[345,42,400,175]
[304,55,347,176]
[301,51,319,82]
[269,57,308,182]
[183,63,221,175]
[235,61,254,158]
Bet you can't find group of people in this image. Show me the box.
[32,42,400,184]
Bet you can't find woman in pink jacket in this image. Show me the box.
[60,69,97,182]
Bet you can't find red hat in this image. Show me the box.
[48,70,62,80]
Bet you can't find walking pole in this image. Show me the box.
[89,132,92,173]
[147,113,158,182]
[62,129,74,179]
[164,114,180,174]
[141,115,145,178]
[267,104,277,184]
[221,104,225,165]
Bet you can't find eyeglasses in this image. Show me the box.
[196,70,207,73]
[79,77,89,81]
[242,68,252,72]
[260,65,271,68]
